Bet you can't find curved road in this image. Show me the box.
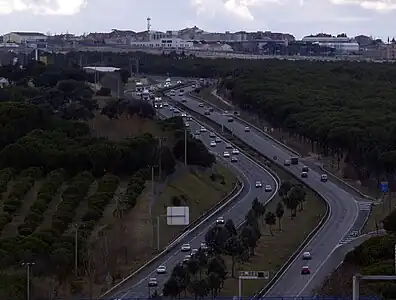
[109,97,279,299]
[167,84,371,296]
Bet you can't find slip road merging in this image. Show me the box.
[167,85,368,296]
[108,102,279,299]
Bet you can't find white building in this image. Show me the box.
[130,37,193,49]
[302,36,359,54]
[3,32,47,44]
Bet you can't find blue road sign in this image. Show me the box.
[380,181,389,193]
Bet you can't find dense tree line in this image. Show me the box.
[215,61,396,185]
[162,181,306,297]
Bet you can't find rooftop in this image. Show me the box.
[11,32,46,36]
[83,66,121,72]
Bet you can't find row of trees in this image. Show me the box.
[161,181,307,297]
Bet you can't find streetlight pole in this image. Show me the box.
[73,223,80,276]
[184,129,187,166]
[22,262,35,300]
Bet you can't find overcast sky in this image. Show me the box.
[1,0,396,39]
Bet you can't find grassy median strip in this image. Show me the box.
[167,96,326,296]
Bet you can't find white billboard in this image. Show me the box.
[167,206,189,226]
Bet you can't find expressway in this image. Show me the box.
[108,96,280,299]
[166,85,371,296]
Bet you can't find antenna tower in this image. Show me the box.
[147,17,151,32]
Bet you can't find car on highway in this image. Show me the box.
[301,172,308,178]
[209,132,216,138]
[148,278,158,287]
[173,109,180,114]
[301,266,311,275]
[177,80,182,84]
[223,151,230,158]
[185,122,190,127]
[215,137,221,143]
[187,116,192,121]
[302,251,312,260]
[231,156,238,162]
[181,243,191,252]
[181,113,187,118]
[200,242,209,251]
[181,98,187,103]
[232,148,240,155]
[163,102,169,107]
[183,255,191,263]
[199,103,204,107]
[209,107,214,112]
[200,126,207,133]
[192,84,196,88]
[255,181,262,188]
[169,107,174,111]
[204,110,210,115]
[156,266,167,274]
[265,185,272,192]
[302,166,309,172]
[321,174,328,182]
[228,117,234,122]
[216,217,225,225]
[170,90,176,96]
[191,248,199,256]
[226,144,233,149]
[284,159,291,166]
[195,130,200,136]
[210,141,216,147]
[244,126,250,132]
[291,157,299,165]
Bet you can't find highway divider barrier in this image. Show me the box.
[188,90,375,201]
[99,170,244,298]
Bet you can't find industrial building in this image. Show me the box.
[3,32,47,44]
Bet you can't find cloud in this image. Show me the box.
[0,0,87,15]
[330,0,396,11]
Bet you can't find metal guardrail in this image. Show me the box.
[188,91,375,201]
[165,90,332,298]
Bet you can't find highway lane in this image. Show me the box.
[167,86,364,297]
[109,102,279,299]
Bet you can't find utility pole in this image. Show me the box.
[156,137,166,180]
[22,262,35,300]
[184,129,188,166]
[73,223,80,276]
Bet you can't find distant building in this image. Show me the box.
[302,34,359,54]
[3,32,47,44]
[130,37,193,49]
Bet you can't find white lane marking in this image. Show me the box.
[118,104,279,299]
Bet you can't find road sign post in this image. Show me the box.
[238,271,269,298]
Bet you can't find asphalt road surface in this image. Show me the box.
[166,85,369,297]
[108,100,279,299]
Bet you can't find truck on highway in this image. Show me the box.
[135,82,143,95]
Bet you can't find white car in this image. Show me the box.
[302,251,312,260]
[177,80,182,84]
[183,254,191,263]
[200,127,207,133]
[215,137,221,143]
[148,278,158,287]
[163,102,169,107]
[226,144,233,149]
[210,141,216,147]
[192,84,196,88]
[255,181,262,188]
[173,109,180,114]
[200,242,209,250]
[199,103,204,107]
[156,266,167,274]
[178,92,183,96]
[231,156,238,162]
[209,132,216,138]
[169,107,174,111]
[321,174,328,182]
[223,151,230,158]
[244,126,250,132]
[232,149,240,155]
[185,122,190,127]
[181,113,187,118]
[187,116,192,121]
[191,249,199,256]
[216,217,225,225]
[265,185,272,192]
[181,243,191,252]
[284,159,291,166]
